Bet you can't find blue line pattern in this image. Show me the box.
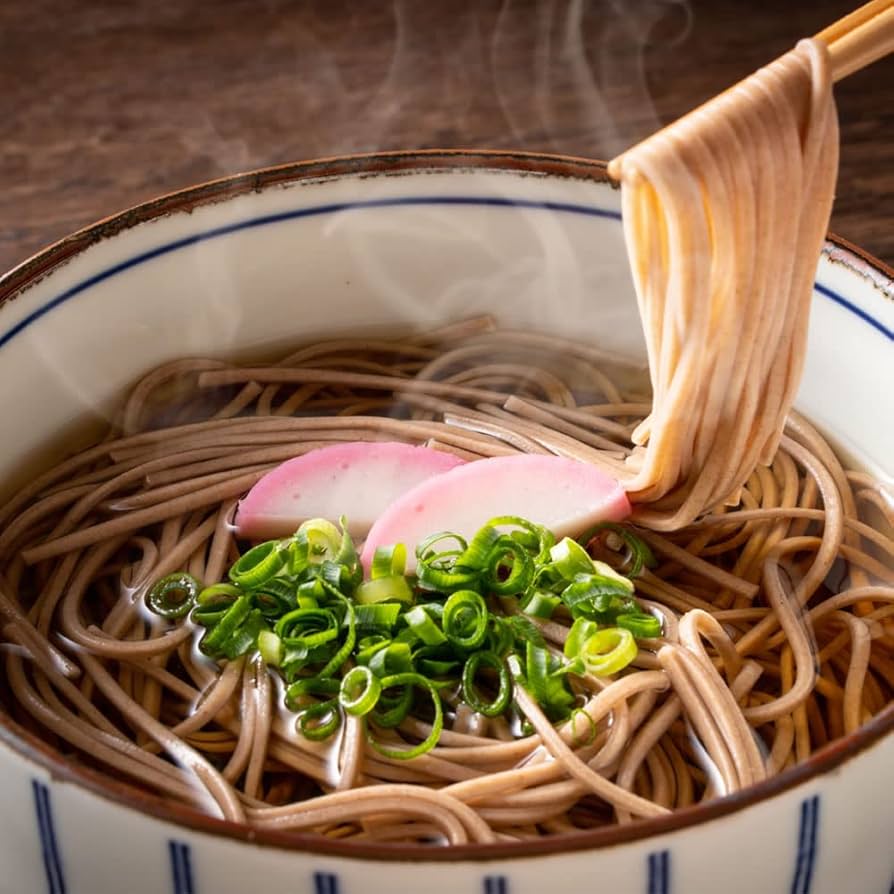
[814,283,893,341]
[168,840,195,894]
[0,196,889,356]
[0,197,618,353]
[790,795,820,894]
[314,871,340,894]
[31,779,66,894]
[647,849,670,894]
[484,876,508,894]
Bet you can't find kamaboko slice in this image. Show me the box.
[362,454,630,571]
[235,442,465,540]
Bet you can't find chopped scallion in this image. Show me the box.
[146,573,200,620]
[163,512,654,758]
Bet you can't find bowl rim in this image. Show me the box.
[1,149,891,862]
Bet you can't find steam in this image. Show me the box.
[490,0,692,157]
[24,0,695,430]
[168,0,693,165]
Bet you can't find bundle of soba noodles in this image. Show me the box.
[608,38,839,530]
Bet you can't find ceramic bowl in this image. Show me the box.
[0,151,891,894]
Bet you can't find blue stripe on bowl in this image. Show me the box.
[168,840,195,894]
[314,871,340,894]
[0,197,617,353]
[483,875,508,894]
[814,282,893,341]
[647,849,670,894]
[0,197,890,353]
[31,779,66,894]
[790,795,820,894]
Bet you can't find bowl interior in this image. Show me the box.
[0,153,891,877]
[2,158,891,493]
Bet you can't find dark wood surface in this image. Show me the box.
[2,0,892,273]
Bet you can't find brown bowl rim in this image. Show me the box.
[0,149,891,862]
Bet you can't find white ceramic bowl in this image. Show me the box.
[1,152,891,894]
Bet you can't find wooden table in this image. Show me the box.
[2,0,892,272]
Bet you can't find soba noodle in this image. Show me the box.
[608,38,838,529]
[0,323,891,843]
[1,38,892,846]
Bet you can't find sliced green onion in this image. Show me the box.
[253,578,298,617]
[415,530,480,591]
[354,603,402,633]
[334,516,362,585]
[415,560,478,593]
[523,641,575,720]
[191,582,242,627]
[443,590,488,650]
[560,574,638,621]
[339,666,382,716]
[280,646,311,680]
[579,627,637,676]
[416,530,468,562]
[295,578,325,602]
[197,582,242,603]
[485,616,515,656]
[417,656,460,677]
[548,537,595,579]
[371,543,407,579]
[161,512,659,754]
[317,597,356,679]
[502,614,546,650]
[616,612,662,639]
[356,637,390,667]
[146,573,200,619]
[318,559,346,592]
[403,605,447,646]
[221,609,268,659]
[485,515,555,563]
[578,522,656,578]
[199,595,253,656]
[507,652,525,681]
[296,699,341,741]
[456,524,501,570]
[258,630,283,666]
[354,575,414,605]
[284,676,340,711]
[284,537,310,577]
[568,707,598,747]
[369,641,414,677]
[462,651,511,717]
[522,590,560,619]
[563,617,599,660]
[591,560,635,593]
[228,540,284,588]
[196,583,242,607]
[274,608,340,648]
[297,518,344,563]
[368,672,443,759]
[519,716,535,737]
[371,681,415,728]
[482,536,533,595]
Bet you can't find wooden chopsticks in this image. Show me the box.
[815,0,894,81]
